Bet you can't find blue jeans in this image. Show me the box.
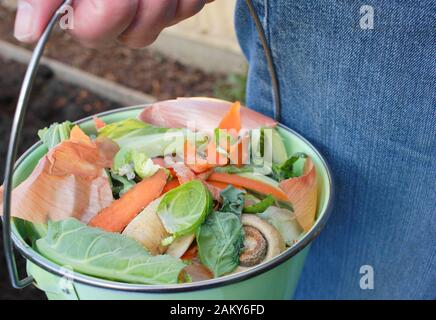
[235,0,435,299]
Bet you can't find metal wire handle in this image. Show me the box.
[2,0,281,289]
[2,0,72,289]
[244,0,281,122]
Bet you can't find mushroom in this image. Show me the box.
[239,226,267,267]
[238,214,285,268]
[122,196,169,255]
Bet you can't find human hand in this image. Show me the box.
[14,0,213,48]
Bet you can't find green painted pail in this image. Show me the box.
[10,105,334,300]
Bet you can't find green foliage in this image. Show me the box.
[243,194,275,213]
[36,218,186,284]
[196,211,244,277]
[196,186,245,277]
[38,121,73,150]
[271,152,307,181]
[157,180,212,244]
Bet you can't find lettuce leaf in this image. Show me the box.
[132,151,160,179]
[220,186,245,217]
[196,211,244,277]
[113,130,185,167]
[196,186,245,277]
[97,119,173,150]
[97,119,149,140]
[35,218,186,285]
[38,121,73,150]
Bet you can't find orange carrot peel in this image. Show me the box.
[89,169,168,232]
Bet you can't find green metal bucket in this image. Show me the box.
[9,105,334,300]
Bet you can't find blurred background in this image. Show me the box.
[0,0,246,300]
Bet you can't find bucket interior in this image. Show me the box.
[10,106,333,290]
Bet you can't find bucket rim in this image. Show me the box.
[11,104,335,293]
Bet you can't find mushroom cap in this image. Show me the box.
[240,214,285,264]
[239,226,268,267]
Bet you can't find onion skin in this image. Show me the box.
[139,97,277,131]
[0,126,113,224]
[279,157,318,232]
[183,263,213,282]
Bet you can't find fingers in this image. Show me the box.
[14,0,209,48]
[14,0,64,42]
[69,0,139,48]
[172,0,207,24]
[118,0,178,48]
[14,0,139,46]
[119,0,207,48]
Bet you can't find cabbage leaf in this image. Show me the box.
[258,206,303,246]
[38,121,73,150]
[157,180,212,245]
[97,119,149,140]
[35,218,186,285]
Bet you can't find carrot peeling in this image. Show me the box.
[218,101,242,132]
[207,172,289,201]
[93,116,106,130]
[206,180,245,191]
[89,169,167,232]
[162,179,180,194]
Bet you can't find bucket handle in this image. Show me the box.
[2,0,73,289]
[2,0,281,289]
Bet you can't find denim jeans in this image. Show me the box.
[235,0,435,299]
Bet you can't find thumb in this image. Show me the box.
[14,0,64,42]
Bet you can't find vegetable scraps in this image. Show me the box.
[157,180,212,245]
[0,126,113,224]
[38,121,73,150]
[139,97,277,131]
[37,218,186,285]
[279,157,318,232]
[4,97,319,286]
[89,169,167,232]
[197,186,245,277]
